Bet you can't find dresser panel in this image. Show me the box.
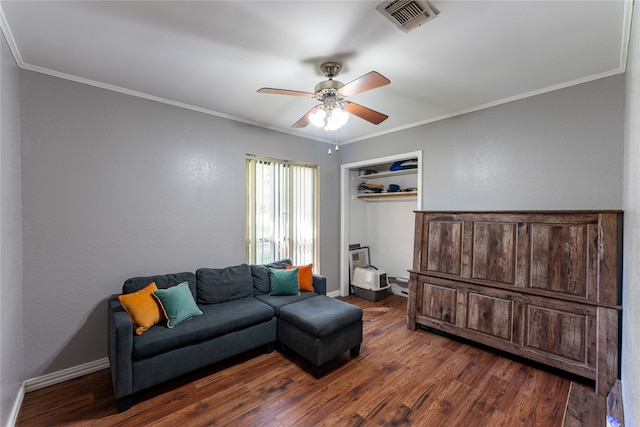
[471,222,517,285]
[419,281,457,324]
[467,292,512,340]
[425,220,463,275]
[529,224,590,296]
[526,305,590,363]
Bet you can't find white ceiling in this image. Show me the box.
[0,1,633,144]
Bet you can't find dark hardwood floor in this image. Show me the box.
[17,294,572,426]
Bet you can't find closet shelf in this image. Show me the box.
[357,191,418,201]
[358,169,417,179]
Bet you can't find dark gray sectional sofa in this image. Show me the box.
[107,259,361,412]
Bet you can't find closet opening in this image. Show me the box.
[340,151,422,297]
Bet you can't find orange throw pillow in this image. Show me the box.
[286,264,314,292]
[118,282,162,335]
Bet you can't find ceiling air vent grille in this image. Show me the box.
[377,0,440,32]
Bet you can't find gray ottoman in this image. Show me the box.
[278,295,363,377]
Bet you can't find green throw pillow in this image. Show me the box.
[152,282,203,328]
[269,268,300,296]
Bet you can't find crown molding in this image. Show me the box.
[0,4,23,65]
[0,1,633,148]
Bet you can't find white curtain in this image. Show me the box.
[246,155,318,268]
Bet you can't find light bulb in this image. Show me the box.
[323,107,348,131]
[324,120,338,131]
[309,109,326,128]
[333,108,349,127]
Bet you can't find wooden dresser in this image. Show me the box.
[407,211,622,396]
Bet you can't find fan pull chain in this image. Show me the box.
[327,130,340,155]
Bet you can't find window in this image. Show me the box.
[246,155,319,268]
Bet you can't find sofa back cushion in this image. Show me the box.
[265,259,292,270]
[196,264,254,304]
[250,259,293,295]
[250,265,270,295]
[123,272,197,299]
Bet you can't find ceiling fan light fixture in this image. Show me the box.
[323,107,349,131]
[309,105,349,131]
[309,108,327,127]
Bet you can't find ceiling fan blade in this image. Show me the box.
[343,101,388,125]
[292,106,322,128]
[337,71,390,97]
[257,88,315,98]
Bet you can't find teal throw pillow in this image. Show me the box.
[152,282,203,328]
[269,268,300,296]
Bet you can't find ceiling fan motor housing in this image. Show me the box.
[320,61,342,78]
[314,79,344,93]
[315,79,346,110]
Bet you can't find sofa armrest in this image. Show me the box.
[312,274,326,295]
[107,297,134,404]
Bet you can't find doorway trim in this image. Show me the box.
[339,150,422,296]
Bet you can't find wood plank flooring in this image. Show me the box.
[17,295,574,426]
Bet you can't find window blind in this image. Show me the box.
[246,155,319,268]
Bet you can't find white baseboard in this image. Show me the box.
[326,290,340,298]
[24,357,110,393]
[6,382,25,427]
[5,359,110,427]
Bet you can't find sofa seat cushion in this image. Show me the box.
[279,296,363,338]
[255,291,317,316]
[132,297,274,359]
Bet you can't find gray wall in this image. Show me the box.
[0,30,23,425]
[623,2,640,424]
[339,75,625,210]
[17,53,631,422]
[20,70,340,378]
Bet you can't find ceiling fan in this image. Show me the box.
[257,62,390,131]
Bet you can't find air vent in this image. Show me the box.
[376,0,440,32]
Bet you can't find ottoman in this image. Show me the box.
[278,295,363,377]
